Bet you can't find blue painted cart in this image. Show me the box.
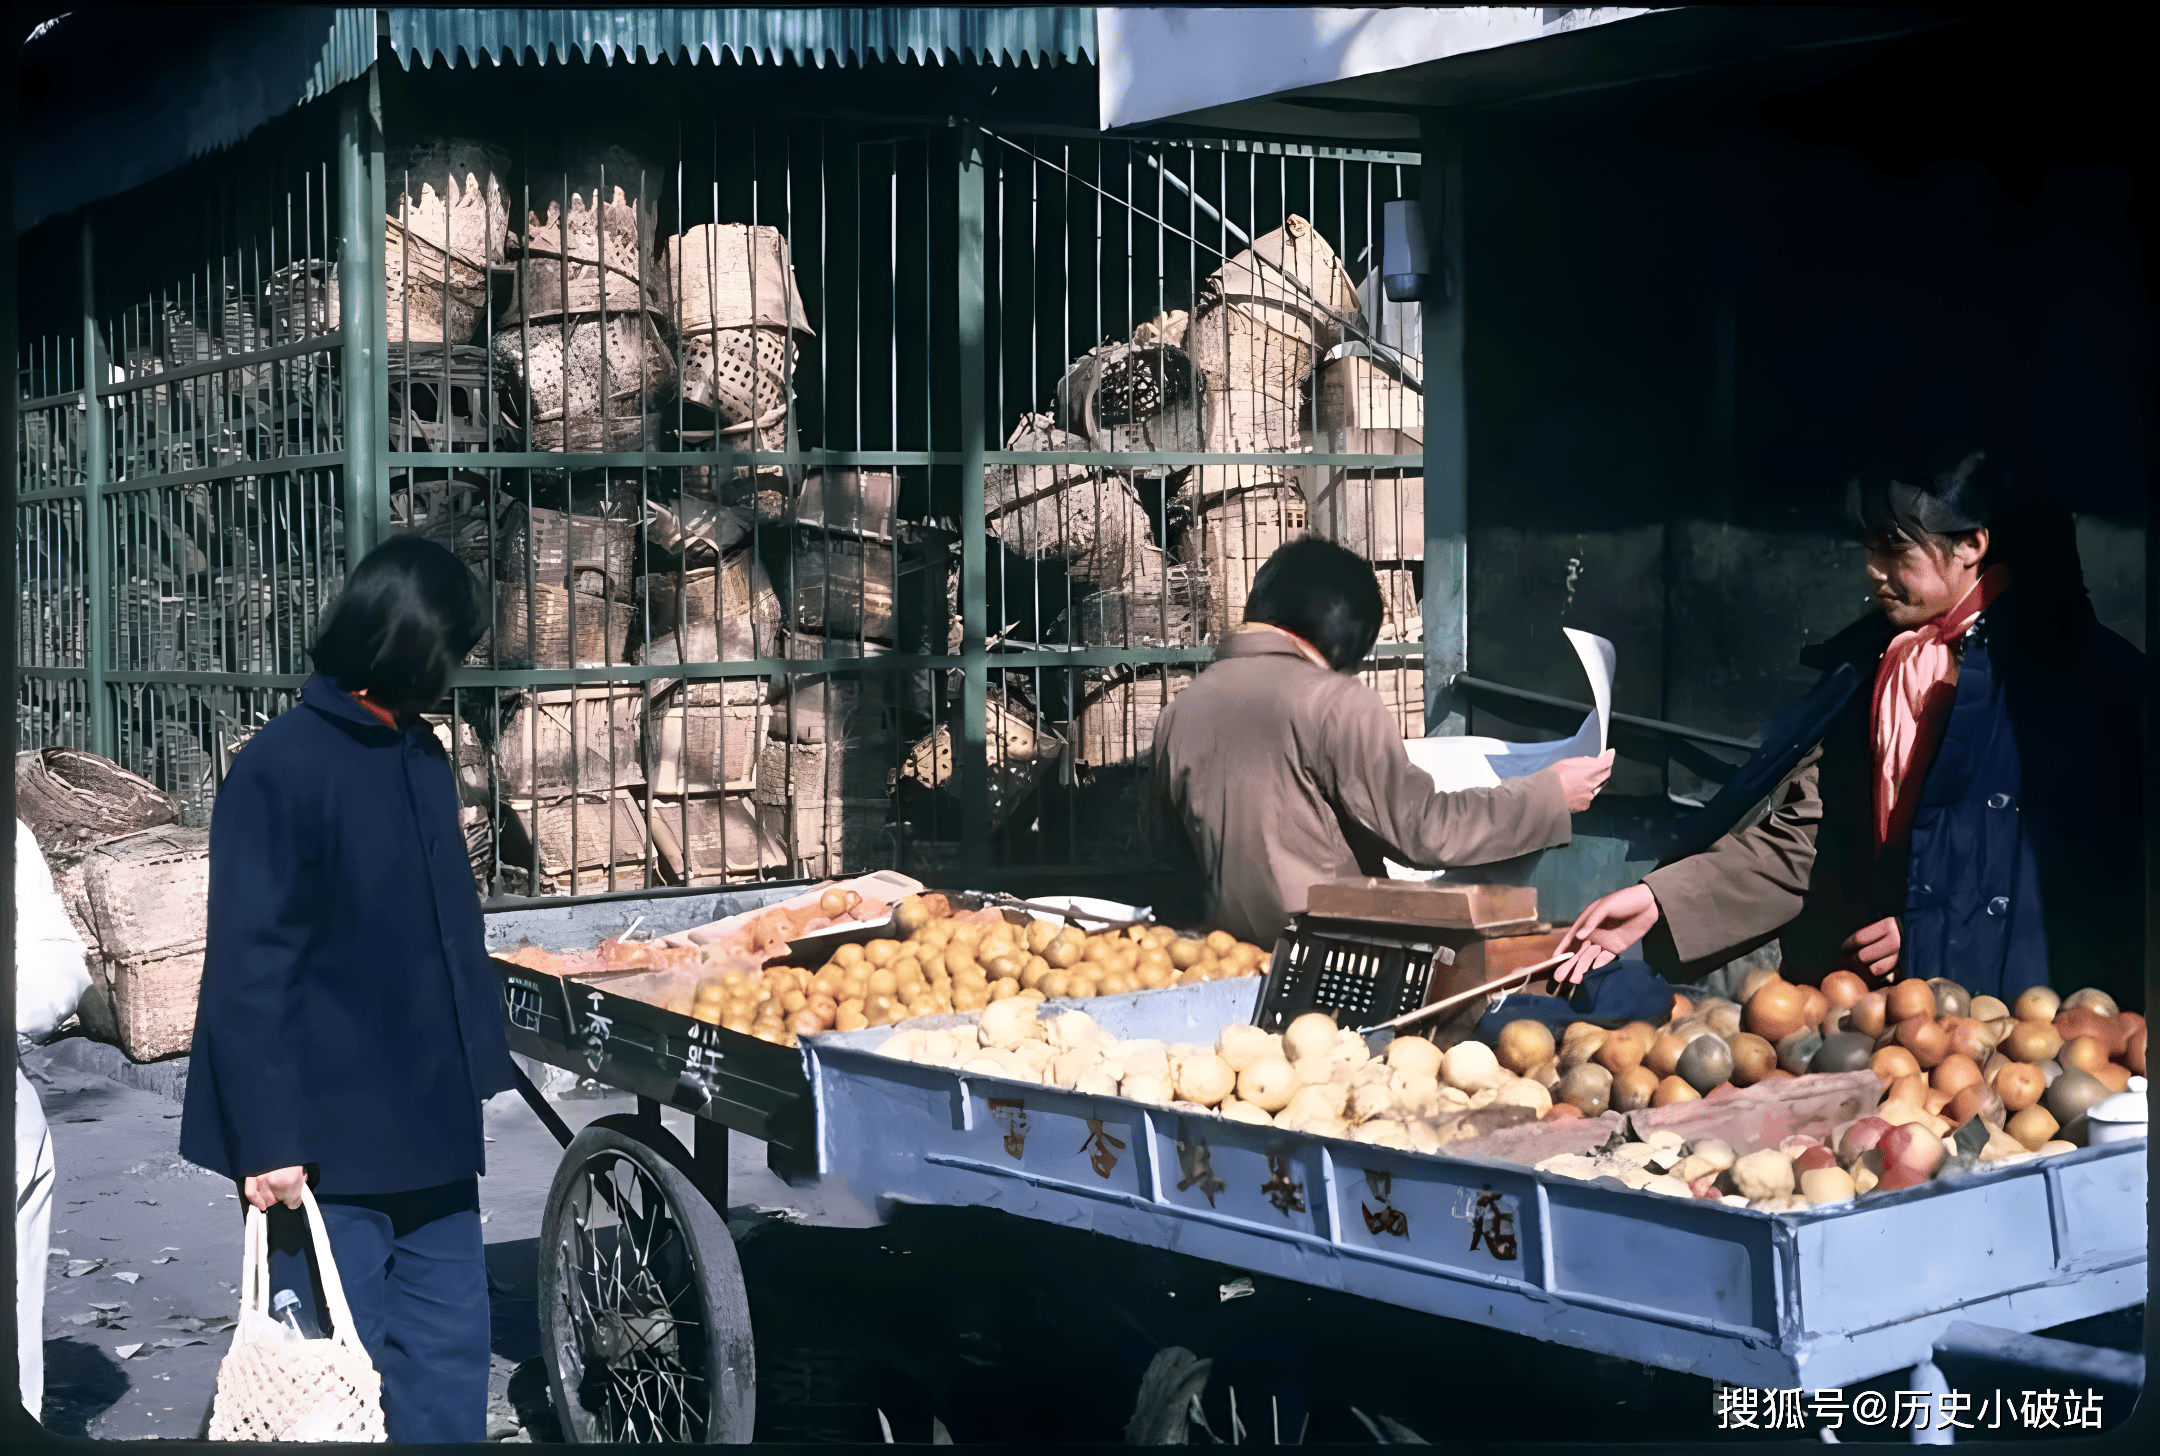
[489,889,2147,1443]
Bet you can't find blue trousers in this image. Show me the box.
[266,1178,490,1444]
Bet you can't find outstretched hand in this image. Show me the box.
[1553,882,1660,986]
[1840,916,1902,980]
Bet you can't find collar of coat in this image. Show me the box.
[301,674,425,744]
[1219,627,1324,665]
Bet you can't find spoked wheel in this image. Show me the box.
[538,1118,755,1443]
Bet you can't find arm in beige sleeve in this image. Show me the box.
[1316,684,1574,869]
[1641,750,1823,965]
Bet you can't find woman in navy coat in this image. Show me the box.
[1555,455,2144,1009]
[181,536,516,1442]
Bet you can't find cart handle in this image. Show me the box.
[511,1060,578,1152]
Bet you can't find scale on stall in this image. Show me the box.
[1254,878,1570,1039]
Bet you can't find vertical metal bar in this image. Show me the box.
[82,218,114,758]
[1420,122,1467,736]
[337,87,381,565]
[955,125,991,873]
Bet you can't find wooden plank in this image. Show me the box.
[1304,877,1536,930]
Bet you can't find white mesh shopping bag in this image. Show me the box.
[207,1186,387,1442]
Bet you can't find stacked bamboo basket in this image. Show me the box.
[963,214,1427,844]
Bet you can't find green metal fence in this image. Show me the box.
[15,69,1425,903]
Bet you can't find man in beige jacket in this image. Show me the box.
[1149,537,1614,946]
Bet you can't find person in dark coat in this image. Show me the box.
[1555,454,2144,1010]
[180,535,515,1442]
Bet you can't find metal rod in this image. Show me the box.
[337,89,379,565]
[955,124,991,873]
[82,217,114,758]
[1455,675,1759,752]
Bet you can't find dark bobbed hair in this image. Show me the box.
[1851,450,2002,555]
[1242,535,1385,672]
[309,535,487,711]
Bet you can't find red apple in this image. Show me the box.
[1875,1162,1933,1192]
[1879,1122,1946,1179]
[1794,1145,1838,1174]
[1838,1116,1893,1168]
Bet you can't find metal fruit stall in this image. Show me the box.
[483,883,2146,1444]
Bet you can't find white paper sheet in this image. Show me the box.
[1384,629,1615,880]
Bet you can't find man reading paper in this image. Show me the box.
[1147,537,1613,946]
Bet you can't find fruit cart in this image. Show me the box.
[489,889,2148,1445]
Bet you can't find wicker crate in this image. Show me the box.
[896,699,1064,831]
[493,582,634,669]
[1181,485,1309,642]
[642,791,790,881]
[496,503,640,596]
[646,692,762,796]
[494,686,646,796]
[81,826,209,1062]
[1069,569,1204,649]
[500,790,651,883]
[1077,672,1194,768]
[491,313,673,454]
[789,534,896,644]
[634,555,784,679]
[1309,471,1425,565]
[106,949,203,1063]
[1376,567,1422,644]
[986,413,1162,587]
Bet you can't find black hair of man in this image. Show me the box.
[1241,535,1385,672]
[309,535,488,711]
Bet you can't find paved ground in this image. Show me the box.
[24,1036,2147,1444]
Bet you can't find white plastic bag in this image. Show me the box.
[207,1186,386,1442]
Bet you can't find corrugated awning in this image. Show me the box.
[15,7,376,232]
[386,7,1098,70]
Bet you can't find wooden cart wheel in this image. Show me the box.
[538,1118,755,1443]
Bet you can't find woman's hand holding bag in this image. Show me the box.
[207,1185,387,1443]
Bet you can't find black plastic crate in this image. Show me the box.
[1254,915,1453,1034]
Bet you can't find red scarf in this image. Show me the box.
[1870,565,2010,847]
[349,691,400,730]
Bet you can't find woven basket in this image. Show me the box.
[646,691,762,796]
[642,791,790,881]
[493,583,633,669]
[496,503,641,597]
[387,342,515,452]
[680,327,799,429]
[1180,486,1310,642]
[1375,567,1422,645]
[634,557,784,680]
[670,223,812,334]
[494,686,646,797]
[1053,338,1206,479]
[384,226,483,346]
[985,413,1162,587]
[491,312,675,453]
[501,790,651,879]
[384,171,509,346]
[262,260,339,342]
[1309,470,1425,565]
[789,533,896,644]
[896,699,1063,831]
[506,189,667,324]
[106,949,203,1063]
[1077,672,1194,768]
[13,748,178,854]
[1069,569,1204,648]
